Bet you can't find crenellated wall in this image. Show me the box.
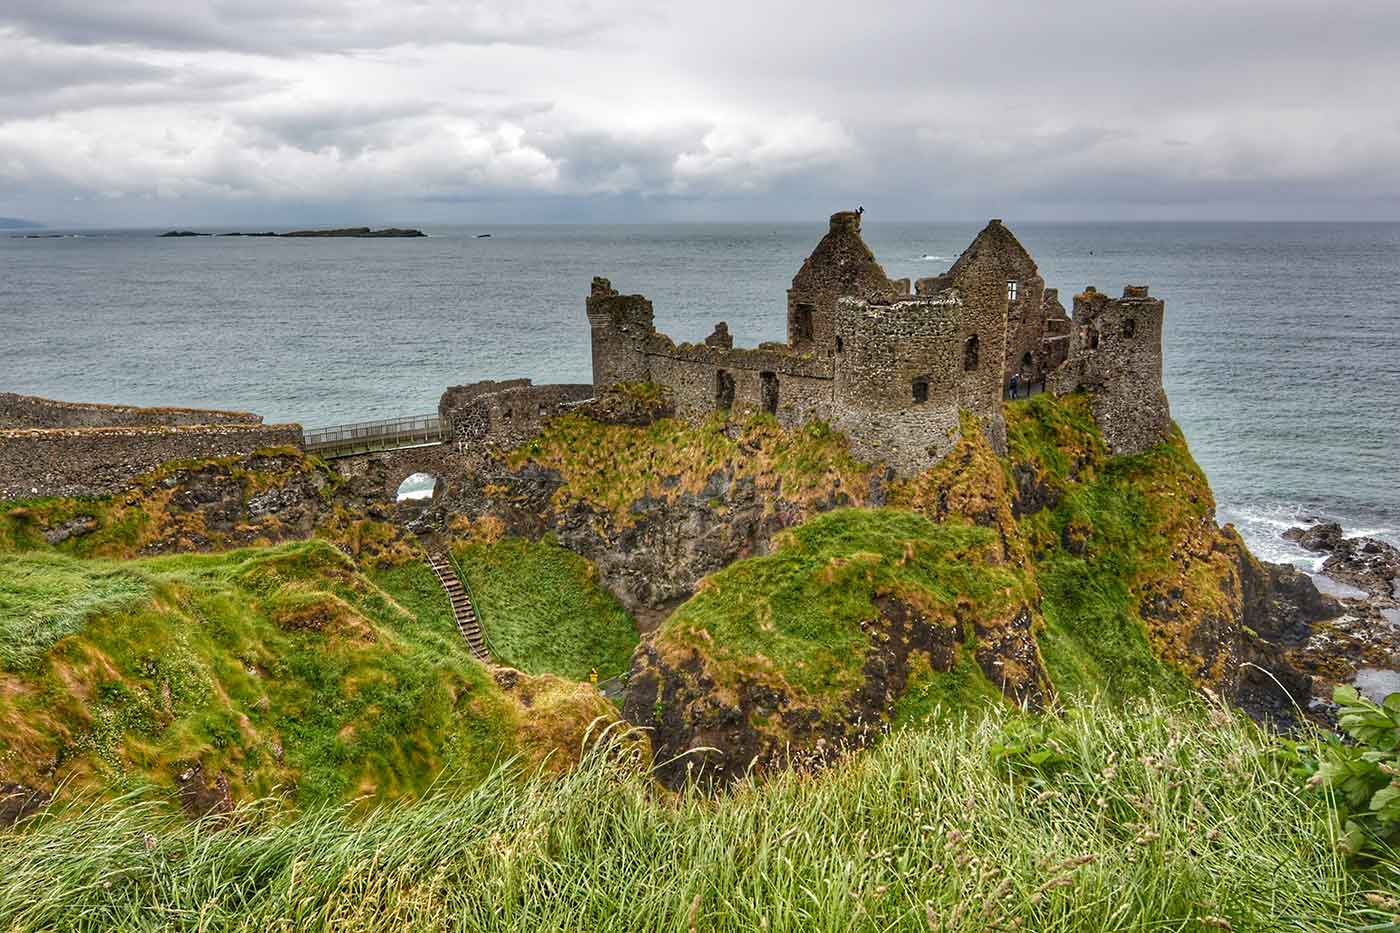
[580,211,1166,474]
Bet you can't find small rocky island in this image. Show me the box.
[160,227,425,238]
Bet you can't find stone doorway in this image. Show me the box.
[760,371,779,415]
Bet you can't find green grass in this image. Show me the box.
[452,536,639,680]
[0,541,526,806]
[1005,393,1198,701]
[0,696,1382,932]
[657,508,1031,713]
[0,552,150,669]
[505,411,871,526]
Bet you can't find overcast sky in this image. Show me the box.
[3,0,1398,226]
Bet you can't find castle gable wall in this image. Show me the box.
[786,211,895,355]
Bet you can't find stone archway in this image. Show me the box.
[333,444,467,505]
[395,472,440,502]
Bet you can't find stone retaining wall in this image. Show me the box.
[0,392,262,429]
[0,423,303,500]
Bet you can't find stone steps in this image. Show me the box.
[424,549,491,663]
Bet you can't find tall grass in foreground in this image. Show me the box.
[0,697,1392,932]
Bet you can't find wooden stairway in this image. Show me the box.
[424,549,491,664]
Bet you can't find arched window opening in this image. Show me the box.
[835,335,844,353]
[912,378,930,404]
[1088,327,1101,351]
[963,334,980,372]
[1122,318,1137,338]
[1021,351,1034,373]
[396,473,438,502]
[760,371,779,415]
[715,369,735,410]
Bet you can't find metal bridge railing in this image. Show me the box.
[302,413,445,458]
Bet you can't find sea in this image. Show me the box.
[2,222,1397,568]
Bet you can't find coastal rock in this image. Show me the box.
[41,514,98,545]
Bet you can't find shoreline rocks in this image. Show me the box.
[1275,522,1400,708]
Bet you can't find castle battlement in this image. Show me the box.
[584,211,1171,472]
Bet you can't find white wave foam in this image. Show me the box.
[916,254,949,261]
[1218,500,1398,572]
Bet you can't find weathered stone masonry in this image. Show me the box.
[0,392,262,429]
[586,210,1170,473]
[0,423,303,500]
[1,209,1172,505]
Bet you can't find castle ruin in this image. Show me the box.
[1,210,1171,502]
[587,211,1167,472]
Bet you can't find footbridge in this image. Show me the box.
[302,414,445,459]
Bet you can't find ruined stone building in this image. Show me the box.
[1,210,1171,502]
[587,211,1167,473]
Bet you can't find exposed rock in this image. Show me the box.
[42,514,97,544]
[623,594,965,789]
[174,764,233,821]
[1271,522,1400,713]
[1290,525,1400,602]
[0,783,50,827]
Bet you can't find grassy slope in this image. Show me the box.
[1004,394,1211,700]
[0,540,608,807]
[452,535,638,681]
[654,508,1029,721]
[0,697,1377,932]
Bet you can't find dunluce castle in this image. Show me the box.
[586,210,1170,471]
[0,211,1170,500]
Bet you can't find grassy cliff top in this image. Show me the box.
[0,539,614,808]
[504,411,871,527]
[652,508,1032,720]
[451,531,639,681]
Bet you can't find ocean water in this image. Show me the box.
[3,222,1397,565]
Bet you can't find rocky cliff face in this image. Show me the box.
[453,393,1344,786]
[1,448,420,565]
[449,410,873,629]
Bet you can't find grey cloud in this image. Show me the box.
[2,0,1398,223]
[0,0,642,54]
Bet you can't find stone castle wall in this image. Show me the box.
[0,423,303,500]
[579,212,1167,474]
[0,393,262,429]
[440,379,594,454]
[1047,285,1171,454]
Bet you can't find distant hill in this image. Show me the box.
[0,217,41,230]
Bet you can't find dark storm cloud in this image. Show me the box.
[1,0,1397,224]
